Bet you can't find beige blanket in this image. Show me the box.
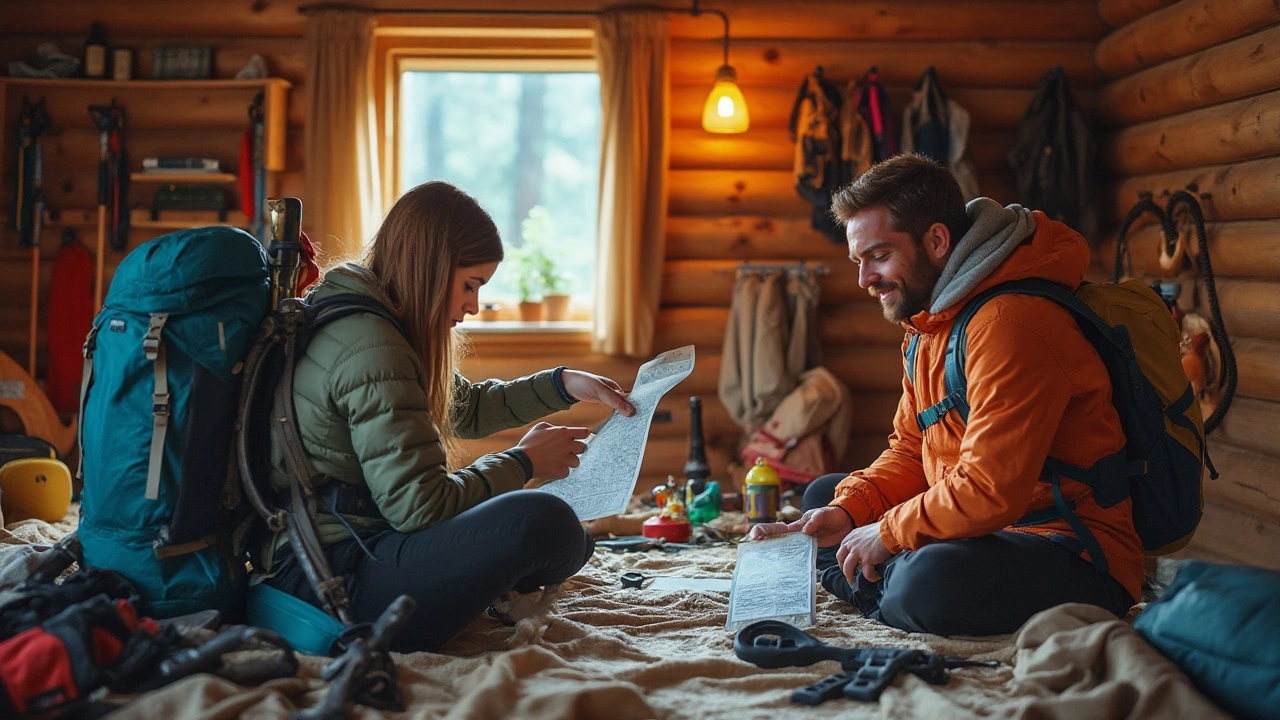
[100,547,1225,720]
[0,513,1226,720]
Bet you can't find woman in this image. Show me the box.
[260,182,634,651]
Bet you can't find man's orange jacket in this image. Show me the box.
[831,211,1143,601]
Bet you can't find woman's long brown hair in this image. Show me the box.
[361,182,503,464]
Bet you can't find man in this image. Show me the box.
[751,155,1140,636]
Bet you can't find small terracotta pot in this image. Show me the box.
[518,301,544,322]
[479,304,500,322]
[543,294,571,321]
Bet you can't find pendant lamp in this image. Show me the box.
[693,2,748,134]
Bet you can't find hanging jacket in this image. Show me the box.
[789,70,845,243]
[900,68,981,200]
[855,67,895,163]
[261,265,575,570]
[839,77,875,187]
[785,270,822,379]
[1006,66,1098,240]
[830,201,1144,603]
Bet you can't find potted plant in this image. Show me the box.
[512,252,543,322]
[519,207,573,321]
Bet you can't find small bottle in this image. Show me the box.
[744,457,781,525]
[84,23,107,79]
[683,396,710,506]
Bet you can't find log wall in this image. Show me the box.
[0,1,1105,496]
[1096,0,1280,570]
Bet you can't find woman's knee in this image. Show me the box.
[801,473,846,511]
[498,490,586,548]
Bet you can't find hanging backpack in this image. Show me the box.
[77,226,271,619]
[1006,66,1098,240]
[788,68,845,243]
[907,278,1213,572]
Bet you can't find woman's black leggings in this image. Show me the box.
[265,490,593,652]
[803,474,1135,636]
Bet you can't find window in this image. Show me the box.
[377,25,601,322]
[399,66,600,308]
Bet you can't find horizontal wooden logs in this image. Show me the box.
[670,85,1075,132]
[668,170,810,217]
[0,83,292,133]
[667,1,1106,41]
[0,0,1109,41]
[665,215,848,260]
[1216,280,1280,342]
[1097,0,1179,28]
[669,169,1014,217]
[668,126,1011,173]
[1103,90,1280,176]
[1202,442,1280,522]
[1109,156,1280,224]
[1095,0,1280,78]
[660,259,871,307]
[1235,338,1280,403]
[1215,396,1280,462]
[1176,501,1280,570]
[460,347,905,397]
[1096,24,1280,127]
[669,39,1103,89]
[843,434,892,470]
[652,304,905,354]
[1099,219,1280,280]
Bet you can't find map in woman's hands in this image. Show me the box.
[539,345,695,521]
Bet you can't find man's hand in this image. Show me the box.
[561,370,635,416]
[836,521,895,583]
[747,506,853,547]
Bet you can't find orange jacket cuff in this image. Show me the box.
[878,518,905,554]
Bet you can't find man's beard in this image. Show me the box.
[870,254,942,323]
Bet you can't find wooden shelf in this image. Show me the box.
[0,78,292,92]
[130,172,237,184]
[132,220,247,230]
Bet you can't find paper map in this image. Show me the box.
[726,531,817,632]
[539,345,695,521]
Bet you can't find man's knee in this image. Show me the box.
[801,473,846,511]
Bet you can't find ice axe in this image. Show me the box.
[15,96,50,374]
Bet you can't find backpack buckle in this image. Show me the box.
[153,392,171,417]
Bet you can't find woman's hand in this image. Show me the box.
[561,370,635,416]
[515,422,591,481]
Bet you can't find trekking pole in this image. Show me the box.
[267,197,303,309]
[16,97,50,375]
[88,102,117,313]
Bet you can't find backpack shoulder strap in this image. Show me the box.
[303,293,408,340]
[933,278,1129,427]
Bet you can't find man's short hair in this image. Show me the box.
[830,154,970,242]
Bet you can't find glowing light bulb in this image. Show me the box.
[702,65,749,134]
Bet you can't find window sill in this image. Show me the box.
[461,320,590,334]
[459,320,592,349]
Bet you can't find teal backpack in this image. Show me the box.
[78,227,270,619]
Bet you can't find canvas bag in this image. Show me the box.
[739,367,853,483]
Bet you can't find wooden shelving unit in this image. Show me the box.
[130,172,238,184]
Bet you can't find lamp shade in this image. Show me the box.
[701,65,749,134]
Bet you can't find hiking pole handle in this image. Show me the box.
[267,197,304,310]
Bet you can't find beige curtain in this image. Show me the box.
[591,10,669,357]
[304,10,381,262]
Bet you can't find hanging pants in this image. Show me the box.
[803,474,1134,636]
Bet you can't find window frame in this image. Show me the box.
[372,21,600,331]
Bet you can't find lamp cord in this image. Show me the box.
[691,0,730,66]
